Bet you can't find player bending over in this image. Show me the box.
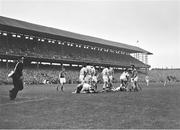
[73,64,87,93]
[114,68,129,91]
[73,64,97,94]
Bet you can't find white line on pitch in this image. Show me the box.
[0,95,33,99]
[0,97,49,106]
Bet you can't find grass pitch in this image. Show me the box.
[0,83,180,129]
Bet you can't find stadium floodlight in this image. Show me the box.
[72,64,78,67]
[8,60,14,63]
[31,61,37,64]
[96,66,100,68]
[52,63,61,66]
[41,39,45,42]
[79,65,82,67]
[63,63,70,66]
[61,42,65,45]
[41,62,51,65]
[25,35,29,39]
[17,35,21,38]
[2,59,7,62]
[29,37,33,40]
[3,32,7,36]
[12,34,16,37]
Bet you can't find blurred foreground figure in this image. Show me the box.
[8,57,24,100]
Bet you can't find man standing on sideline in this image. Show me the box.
[8,57,24,100]
[57,66,66,91]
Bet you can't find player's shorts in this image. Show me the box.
[79,75,85,83]
[60,78,66,84]
[84,75,91,83]
[103,76,109,83]
[109,75,113,82]
[131,76,138,82]
[92,76,97,83]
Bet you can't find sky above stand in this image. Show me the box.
[0,0,179,68]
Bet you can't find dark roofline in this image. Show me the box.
[0,16,152,54]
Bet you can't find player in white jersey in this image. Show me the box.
[73,64,96,94]
[79,65,87,83]
[120,68,129,86]
[84,63,92,84]
[102,66,109,91]
[90,66,96,76]
[80,82,95,93]
[113,68,129,91]
[91,68,98,91]
[73,64,87,93]
[108,67,114,89]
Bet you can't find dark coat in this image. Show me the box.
[11,62,24,91]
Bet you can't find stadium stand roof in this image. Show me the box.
[0,16,152,54]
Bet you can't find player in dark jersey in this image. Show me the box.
[130,65,140,91]
[57,66,66,91]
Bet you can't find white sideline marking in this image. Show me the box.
[0,95,33,99]
[0,97,49,106]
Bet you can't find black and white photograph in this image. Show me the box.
[0,0,180,129]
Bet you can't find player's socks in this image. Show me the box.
[61,86,64,91]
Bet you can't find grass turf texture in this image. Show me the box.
[0,83,180,129]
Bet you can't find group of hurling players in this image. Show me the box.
[7,57,140,101]
[72,63,139,94]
